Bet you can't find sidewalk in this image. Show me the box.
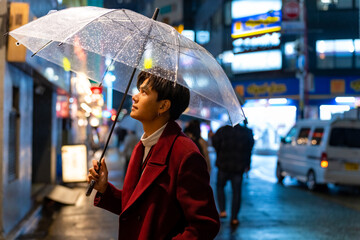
[15,148,270,240]
[16,147,124,240]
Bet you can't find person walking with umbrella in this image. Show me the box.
[87,70,220,239]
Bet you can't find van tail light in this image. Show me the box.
[321,152,328,168]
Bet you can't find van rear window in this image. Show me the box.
[311,128,324,145]
[297,128,310,145]
[329,128,360,148]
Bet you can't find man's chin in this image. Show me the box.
[130,112,138,120]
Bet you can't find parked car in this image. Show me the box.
[276,118,360,190]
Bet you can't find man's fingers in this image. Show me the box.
[89,168,99,178]
[92,159,99,170]
[87,173,97,183]
[100,158,107,172]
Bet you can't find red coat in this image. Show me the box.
[94,121,220,239]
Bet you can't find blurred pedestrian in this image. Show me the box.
[121,130,139,178]
[88,70,220,239]
[115,126,127,148]
[184,119,211,172]
[212,121,254,227]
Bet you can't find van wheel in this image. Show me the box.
[276,163,284,183]
[306,171,317,191]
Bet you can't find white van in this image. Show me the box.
[276,118,360,190]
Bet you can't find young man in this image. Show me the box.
[87,70,220,239]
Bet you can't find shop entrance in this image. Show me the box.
[243,100,297,154]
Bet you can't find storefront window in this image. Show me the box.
[319,104,351,120]
[243,103,296,152]
[284,41,297,70]
[317,0,353,11]
[354,40,360,68]
[316,39,354,69]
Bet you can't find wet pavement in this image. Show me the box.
[16,148,360,240]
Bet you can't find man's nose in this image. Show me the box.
[132,93,138,102]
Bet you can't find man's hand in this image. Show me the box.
[87,158,108,193]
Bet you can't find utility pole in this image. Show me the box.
[297,0,308,119]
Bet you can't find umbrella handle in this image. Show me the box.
[86,180,96,196]
[85,161,101,197]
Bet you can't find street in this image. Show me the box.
[17,149,360,240]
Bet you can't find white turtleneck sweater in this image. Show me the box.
[140,123,168,163]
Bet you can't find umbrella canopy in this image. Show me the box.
[10,6,244,126]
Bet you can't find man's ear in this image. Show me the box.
[159,99,171,114]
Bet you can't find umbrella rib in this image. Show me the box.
[31,40,53,57]
[122,9,148,42]
[174,28,180,86]
[101,15,140,35]
[100,9,156,85]
[98,13,204,61]
[153,23,168,47]
[95,13,204,55]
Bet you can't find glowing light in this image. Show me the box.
[144,58,152,69]
[320,160,328,168]
[89,117,100,127]
[102,110,111,118]
[84,95,92,104]
[104,72,116,82]
[269,98,288,105]
[92,107,102,118]
[335,97,355,103]
[63,57,71,71]
[78,118,88,127]
[80,103,92,113]
[317,40,326,54]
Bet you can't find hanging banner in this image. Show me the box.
[7,2,29,62]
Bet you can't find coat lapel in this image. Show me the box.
[122,121,181,213]
[121,141,143,210]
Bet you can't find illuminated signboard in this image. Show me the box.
[231,49,282,74]
[232,0,282,19]
[182,30,195,41]
[61,144,88,182]
[231,10,281,39]
[232,32,281,54]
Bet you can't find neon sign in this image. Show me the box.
[231,10,281,39]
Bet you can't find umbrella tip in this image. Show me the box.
[152,8,159,20]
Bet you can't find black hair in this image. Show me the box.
[137,70,190,120]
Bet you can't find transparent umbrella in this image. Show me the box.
[9,7,246,195]
[9,6,244,125]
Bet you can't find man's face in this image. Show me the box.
[130,78,162,122]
